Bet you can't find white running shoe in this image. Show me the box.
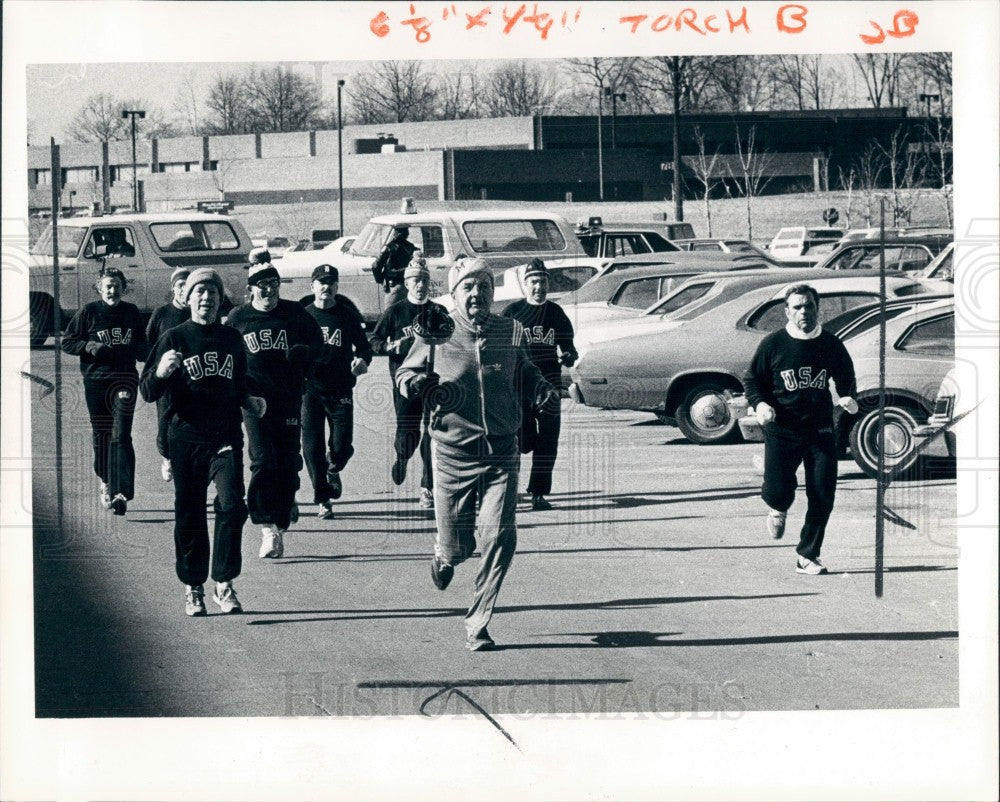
[161,458,173,482]
[99,482,112,510]
[318,500,335,519]
[259,526,284,559]
[767,509,786,540]
[796,556,828,575]
[212,581,243,614]
[184,584,207,617]
[419,488,434,509]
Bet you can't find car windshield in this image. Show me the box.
[463,219,566,254]
[646,281,714,318]
[31,224,87,258]
[150,221,240,251]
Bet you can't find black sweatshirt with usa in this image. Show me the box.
[140,320,248,447]
[61,300,147,383]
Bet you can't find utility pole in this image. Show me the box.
[597,81,604,202]
[121,109,145,211]
[337,80,345,238]
[671,57,684,221]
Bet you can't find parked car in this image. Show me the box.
[672,238,769,257]
[574,217,681,257]
[919,242,955,282]
[570,266,841,354]
[274,203,587,329]
[768,226,845,262]
[815,234,952,273]
[568,274,931,444]
[28,212,252,346]
[843,298,956,477]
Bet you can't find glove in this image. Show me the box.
[351,358,369,377]
[755,402,776,425]
[837,396,859,415]
[534,381,559,410]
[558,351,577,368]
[243,395,267,418]
[85,341,111,359]
[409,371,440,397]
[287,344,311,365]
[155,349,182,379]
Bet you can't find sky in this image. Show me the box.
[26,56,874,145]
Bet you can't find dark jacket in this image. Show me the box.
[61,300,147,383]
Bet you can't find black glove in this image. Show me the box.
[409,371,440,397]
[85,341,111,359]
[287,344,311,365]
[558,351,577,368]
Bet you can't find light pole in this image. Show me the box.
[337,80,345,238]
[670,56,684,222]
[604,86,627,150]
[121,109,145,211]
[597,81,604,202]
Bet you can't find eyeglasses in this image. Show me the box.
[254,279,281,291]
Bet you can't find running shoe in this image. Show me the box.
[391,457,407,486]
[161,458,173,482]
[327,469,343,499]
[419,488,434,509]
[796,556,828,575]
[466,629,496,651]
[767,509,786,540]
[99,482,112,510]
[531,494,553,511]
[318,500,335,520]
[259,526,284,559]
[184,584,207,617]
[430,554,453,590]
[111,494,127,516]
[213,581,243,614]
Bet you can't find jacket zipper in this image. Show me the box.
[474,333,490,443]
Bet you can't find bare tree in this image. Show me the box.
[910,52,952,114]
[243,66,322,132]
[349,61,437,123]
[727,126,774,239]
[851,54,910,108]
[875,126,926,225]
[435,67,481,119]
[172,69,204,135]
[636,56,718,111]
[66,93,176,142]
[689,126,723,236]
[922,117,953,226]
[561,57,647,109]
[772,55,839,110]
[205,73,252,134]
[837,166,858,230]
[702,55,778,111]
[481,62,560,117]
[852,142,886,227]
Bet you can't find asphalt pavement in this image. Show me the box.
[27,346,958,719]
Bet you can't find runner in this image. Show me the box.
[61,265,147,516]
[226,256,323,559]
[140,268,265,616]
[301,264,373,519]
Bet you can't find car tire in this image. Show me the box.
[675,382,740,445]
[848,404,923,479]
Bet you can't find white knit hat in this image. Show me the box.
[448,258,493,292]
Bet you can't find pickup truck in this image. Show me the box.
[28,212,252,346]
[274,206,587,329]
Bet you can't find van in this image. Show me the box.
[28,212,252,346]
[275,205,587,329]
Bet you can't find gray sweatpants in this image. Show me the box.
[431,435,518,641]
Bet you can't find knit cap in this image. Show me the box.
[448,257,493,292]
[183,268,224,303]
[404,250,429,280]
[170,267,191,286]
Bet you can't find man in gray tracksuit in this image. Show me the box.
[396,258,556,651]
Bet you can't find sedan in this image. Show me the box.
[569,275,934,445]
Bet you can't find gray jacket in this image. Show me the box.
[396,312,548,449]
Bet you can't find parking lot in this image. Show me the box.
[27,347,958,719]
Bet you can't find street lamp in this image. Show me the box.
[604,86,627,150]
[121,109,145,211]
[337,79,345,238]
[597,81,604,202]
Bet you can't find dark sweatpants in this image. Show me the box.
[391,381,433,490]
[761,424,839,562]
[243,394,302,530]
[519,399,561,496]
[83,377,137,500]
[155,395,171,459]
[301,390,354,503]
[169,433,248,587]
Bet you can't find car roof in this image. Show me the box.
[368,210,568,224]
[845,297,955,352]
[50,212,235,226]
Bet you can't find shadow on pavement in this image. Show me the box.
[244,591,819,625]
[494,629,960,650]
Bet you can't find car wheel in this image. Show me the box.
[675,382,740,445]
[848,404,922,479]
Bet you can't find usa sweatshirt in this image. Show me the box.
[304,300,373,395]
[61,300,147,383]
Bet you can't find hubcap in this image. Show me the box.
[689,392,730,433]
